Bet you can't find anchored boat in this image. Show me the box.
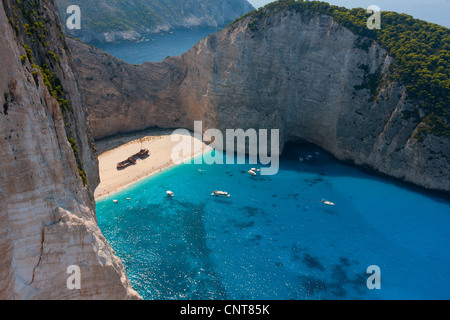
[211,191,231,197]
[248,168,261,176]
[321,199,335,206]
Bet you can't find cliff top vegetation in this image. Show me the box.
[230,0,450,138]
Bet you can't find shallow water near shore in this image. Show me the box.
[96,142,450,300]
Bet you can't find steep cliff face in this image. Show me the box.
[0,0,140,299]
[190,10,450,192]
[56,0,254,43]
[70,7,449,192]
[68,39,200,139]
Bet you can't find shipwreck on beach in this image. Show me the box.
[117,149,150,170]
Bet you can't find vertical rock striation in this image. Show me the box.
[185,10,450,192]
[70,7,449,193]
[0,0,140,299]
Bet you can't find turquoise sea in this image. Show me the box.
[94,6,450,299]
[96,142,450,300]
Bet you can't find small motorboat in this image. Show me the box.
[248,170,257,176]
[166,190,174,197]
[113,200,118,203]
[211,191,231,197]
[126,198,131,200]
[321,199,335,206]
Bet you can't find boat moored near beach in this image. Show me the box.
[166,190,174,197]
[211,191,231,197]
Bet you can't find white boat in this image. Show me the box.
[248,170,257,176]
[321,199,335,206]
[211,191,231,197]
[166,190,174,197]
[126,198,131,200]
[113,200,118,203]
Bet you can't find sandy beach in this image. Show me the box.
[94,128,211,199]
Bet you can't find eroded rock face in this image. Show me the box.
[0,0,140,299]
[193,11,450,192]
[70,8,449,193]
[68,39,200,139]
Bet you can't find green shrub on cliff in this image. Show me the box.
[232,0,450,138]
[6,0,88,186]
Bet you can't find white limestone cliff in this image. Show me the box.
[71,8,449,193]
[0,0,140,299]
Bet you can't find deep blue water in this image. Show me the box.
[94,27,220,64]
[96,143,450,300]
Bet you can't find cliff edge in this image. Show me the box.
[70,2,449,193]
[0,0,140,299]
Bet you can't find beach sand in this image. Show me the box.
[94,128,211,199]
